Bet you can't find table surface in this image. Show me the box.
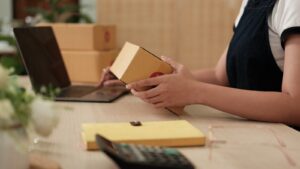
[19,77,300,169]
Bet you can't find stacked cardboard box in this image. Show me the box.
[38,23,118,83]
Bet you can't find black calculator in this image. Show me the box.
[96,134,195,169]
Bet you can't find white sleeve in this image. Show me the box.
[234,0,249,27]
[270,0,300,47]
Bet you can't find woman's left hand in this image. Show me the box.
[126,57,200,108]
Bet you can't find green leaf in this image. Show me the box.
[59,4,80,13]
[27,7,46,15]
[26,7,52,21]
[0,35,16,46]
[78,13,93,23]
[0,56,25,75]
[49,0,60,9]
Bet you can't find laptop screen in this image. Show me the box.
[14,26,71,91]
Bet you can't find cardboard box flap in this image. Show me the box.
[110,42,139,80]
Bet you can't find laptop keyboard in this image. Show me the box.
[82,86,128,99]
[59,86,96,98]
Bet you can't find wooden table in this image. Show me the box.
[21,78,300,169]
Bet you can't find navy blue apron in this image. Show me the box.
[226,0,283,91]
[226,0,300,131]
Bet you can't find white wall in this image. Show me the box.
[0,0,12,35]
[80,0,97,22]
[0,0,12,20]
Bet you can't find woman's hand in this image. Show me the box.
[127,57,200,108]
[98,67,125,87]
[161,56,196,79]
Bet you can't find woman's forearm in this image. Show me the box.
[194,82,300,126]
[192,69,222,84]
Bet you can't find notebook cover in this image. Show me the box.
[81,120,205,150]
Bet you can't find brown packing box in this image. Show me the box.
[37,23,116,51]
[61,50,118,83]
[110,42,173,84]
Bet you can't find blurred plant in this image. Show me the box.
[0,18,3,33]
[39,84,61,99]
[0,64,59,148]
[27,0,93,23]
[0,35,26,75]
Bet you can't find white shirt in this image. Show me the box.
[235,0,300,71]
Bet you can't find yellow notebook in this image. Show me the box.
[81,120,205,150]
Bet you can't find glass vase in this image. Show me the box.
[0,126,30,169]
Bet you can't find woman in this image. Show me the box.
[100,0,300,127]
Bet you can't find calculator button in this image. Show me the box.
[129,145,147,162]
[164,148,180,155]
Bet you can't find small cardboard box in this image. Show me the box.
[61,50,118,83]
[110,42,173,84]
[37,23,116,51]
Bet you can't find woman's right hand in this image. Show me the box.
[98,67,125,87]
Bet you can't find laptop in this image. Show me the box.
[14,26,128,102]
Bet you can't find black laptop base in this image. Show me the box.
[55,86,128,103]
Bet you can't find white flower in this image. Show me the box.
[0,65,10,89]
[31,97,59,137]
[0,99,14,126]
